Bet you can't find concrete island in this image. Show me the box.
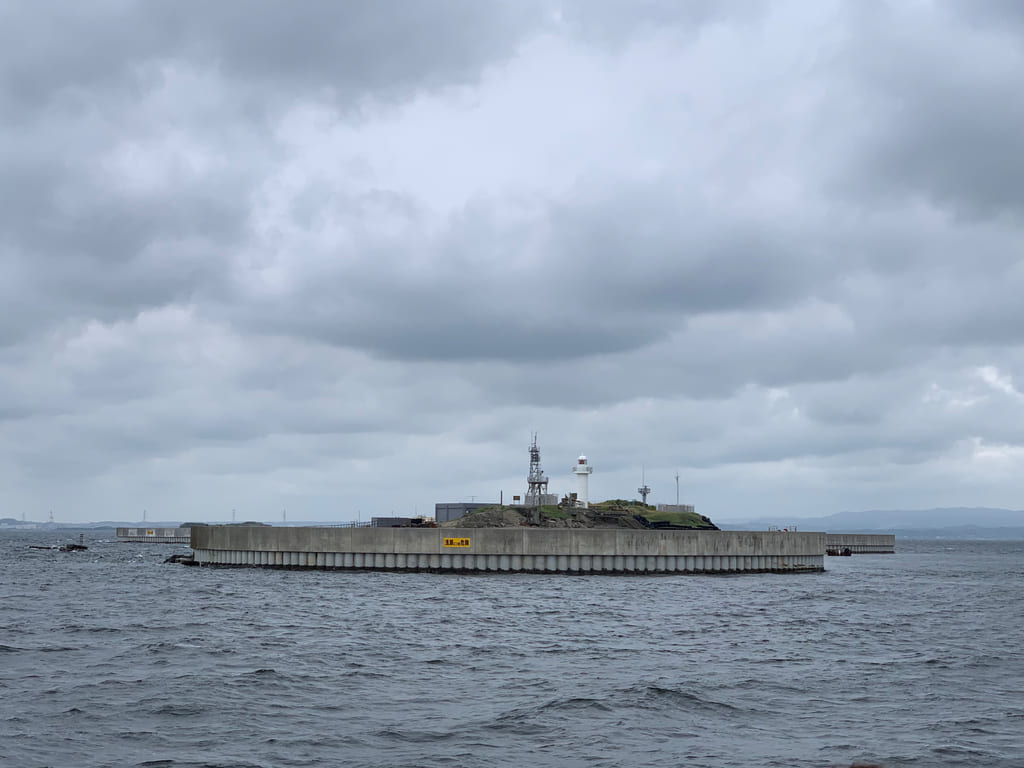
[187,524,829,574]
[181,440,894,575]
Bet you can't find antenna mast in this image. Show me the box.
[525,433,549,506]
[637,466,651,505]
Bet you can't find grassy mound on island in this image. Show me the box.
[440,500,718,530]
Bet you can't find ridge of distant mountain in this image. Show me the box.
[720,507,1024,538]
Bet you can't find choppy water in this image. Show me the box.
[1,532,1022,768]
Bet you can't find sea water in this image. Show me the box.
[1,532,1022,767]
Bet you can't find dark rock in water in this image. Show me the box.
[59,543,88,552]
[164,553,195,565]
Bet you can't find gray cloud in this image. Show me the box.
[2,1,1024,522]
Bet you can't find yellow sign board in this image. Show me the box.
[443,537,471,548]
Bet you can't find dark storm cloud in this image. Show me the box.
[838,1,1024,218]
[0,0,553,347]
[0,0,548,111]
[556,0,760,47]
[4,1,1024,521]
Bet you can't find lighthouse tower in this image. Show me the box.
[572,455,593,508]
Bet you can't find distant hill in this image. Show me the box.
[721,507,1024,538]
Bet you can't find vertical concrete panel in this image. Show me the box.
[545,555,557,572]
[646,556,657,572]
[340,553,352,568]
[395,553,407,569]
[374,554,385,568]
[623,556,635,572]
[613,556,625,572]
[510,555,521,571]
[580,555,592,572]
[569,555,580,572]
[522,555,535,571]
[655,556,666,572]
[499,555,510,571]
[352,553,364,568]
[557,555,569,571]
[384,554,396,569]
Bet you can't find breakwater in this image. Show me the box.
[116,527,191,544]
[825,533,895,554]
[190,526,824,574]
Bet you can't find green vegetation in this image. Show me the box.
[443,500,718,530]
[593,499,655,511]
[634,510,710,528]
[540,505,570,520]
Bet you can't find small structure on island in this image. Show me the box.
[572,455,593,508]
[637,467,651,505]
[525,433,558,506]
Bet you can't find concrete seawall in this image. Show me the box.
[190,527,825,574]
[117,527,191,544]
[825,533,895,554]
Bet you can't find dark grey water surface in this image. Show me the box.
[2,532,1022,768]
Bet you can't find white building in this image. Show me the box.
[572,455,593,508]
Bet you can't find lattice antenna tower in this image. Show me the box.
[637,466,651,505]
[526,433,549,506]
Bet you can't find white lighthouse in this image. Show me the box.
[572,455,593,508]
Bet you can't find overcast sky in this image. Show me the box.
[3,1,1023,524]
